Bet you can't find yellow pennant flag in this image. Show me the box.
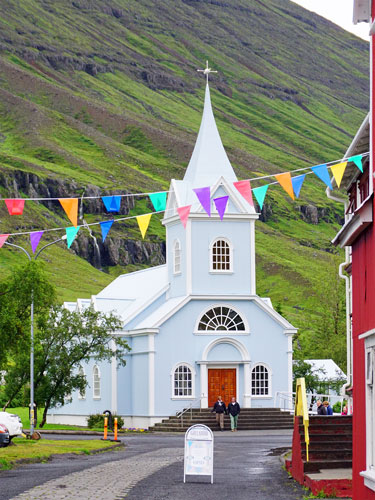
[59,198,78,227]
[330,162,347,188]
[275,172,295,200]
[136,213,152,239]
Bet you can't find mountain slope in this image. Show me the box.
[0,0,369,362]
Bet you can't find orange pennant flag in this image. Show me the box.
[59,198,78,227]
[275,172,295,200]
[330,162,347,189]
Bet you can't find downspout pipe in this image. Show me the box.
[326,187,352,408]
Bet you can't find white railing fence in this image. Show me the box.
[274,391,350,414]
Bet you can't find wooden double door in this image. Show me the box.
[208,368,236,407]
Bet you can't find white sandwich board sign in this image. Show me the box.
[184,424,214,483]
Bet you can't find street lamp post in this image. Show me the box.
[4,235,67,437]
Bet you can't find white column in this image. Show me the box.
[243,362,251,408]
[148,334,155,416]
[287,336,293,409]
[186,219,192,295]
[250,220,256,295]
[111,339,118,414]
[200,363,208,408]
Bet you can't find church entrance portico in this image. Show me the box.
[208,368,236,407]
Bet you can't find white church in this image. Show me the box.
[48,76,297,428]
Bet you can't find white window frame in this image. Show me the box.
[360,331,375,491]
[93,365,101,400]
[171,362,195,400]
[210,237,233,274]
[78,365,86,400]
[194,303,249,334]
[173,239,181,275]
[251,363,272,399]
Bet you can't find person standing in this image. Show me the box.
[316,400,327,415]
[323,401,333,415]
[227,396,240,432]
[211,396,226,431]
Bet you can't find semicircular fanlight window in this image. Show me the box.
[198,306,245,332]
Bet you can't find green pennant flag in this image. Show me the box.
[252,185,269,210]
[65,226,80,248]
[348,154,363,173]
[149,192,167,212]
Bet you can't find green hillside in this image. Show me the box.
[0,0,369,363]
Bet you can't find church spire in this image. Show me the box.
[183,66,237,188]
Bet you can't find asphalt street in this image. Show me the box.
[0,430,308,500]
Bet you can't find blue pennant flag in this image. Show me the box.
[102,196,121,213]
[311,164,333,190]
[291,174,306,198]
[100,220,114,242]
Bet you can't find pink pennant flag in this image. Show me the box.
[30,231,44,254]
[214,196,229,220]
[177,205,191,228]
[0,234,9,248]
[233,180,254,206]
[193,187,211,216]
[5,199,25,215]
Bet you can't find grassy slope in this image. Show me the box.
[0,0,369,359]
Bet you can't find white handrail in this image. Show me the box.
[176,397,204,426]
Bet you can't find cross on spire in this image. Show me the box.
[197,60,217,83]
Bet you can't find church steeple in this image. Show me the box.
[183,83,237,189]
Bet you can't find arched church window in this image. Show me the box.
[174,364,192,397]
[211,238,232,271]
[78,365,86,400]
[93,365,101,399]
[198,306,245,332]
[173,240,181,274]
[251,364,270,396]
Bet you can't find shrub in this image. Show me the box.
[332,400,346,414]
[87,413,124,429]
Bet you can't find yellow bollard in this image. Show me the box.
[114,417,118,441]
[103,416,108,440]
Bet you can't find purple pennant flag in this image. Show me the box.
[193,187,211,216]
[30,231,44,254]
[214,196,229,220]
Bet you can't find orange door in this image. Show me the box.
[208,369,236,407]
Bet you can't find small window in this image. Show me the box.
[93,365,101,399]
[211,239,231,272]
[198,306,245,332]
[174,365,192,397]
[174,240,181,274]
[251,364,269,396]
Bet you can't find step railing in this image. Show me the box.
[275,391,348,415]
[176,397,204,427]
[295,378,310,461]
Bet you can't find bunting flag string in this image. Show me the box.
[149,192,167,212]
[30,231,44,253]
[311,164,333,190]
[136,213,152,239]
[193,187,211,216]
[252,185,269,210]
[330,162,347,189]
[100,220,114,242]
[291,174,306,198]
[5,199,25,215]
[66,226,80,248]
[177,205,191,228]
[0,234,9,248]
[59,198,78,227]
[233,180,254,206]
[102,196,121,213]
[275,172,295,200]
[214,196,229,221]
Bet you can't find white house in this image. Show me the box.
[48,80,297,428]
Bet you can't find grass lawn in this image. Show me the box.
[0,438,120,470]
[6,407,93,431]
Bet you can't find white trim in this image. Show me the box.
[163,213,259,225]
[250,219,256,294]
[359,328,375,340]
[287,336,293,396]
[362,331,375,489]
[186,218,192,295]
[92,365,101,400]
[251,362,272,397]
[171,362,196,399]
[202,337,250,362]
[252,296,297,333]
[123,284,169,328]
[173,239,182,275]
[209,237,233,273]
[111,339,117,413]
[194,303,249,334]
[148,334,155,416]
[126,328,159,336]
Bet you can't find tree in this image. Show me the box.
[4,305,130,427]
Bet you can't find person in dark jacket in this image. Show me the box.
[316,400,327,415]
[211,396,226,431]
[323,401,333,415]
[227,397,240,432]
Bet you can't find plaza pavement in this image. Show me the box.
[1,430,310,500]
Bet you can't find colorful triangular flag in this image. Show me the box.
[193,187,211,216]
[275,172,295,200]
[348,154,363,173]
[59,198,78,227]
[5,199,25,215]
[233,180,254,206]
[30,231,44,254]
[311,164,333,189]
[100,220,114,242]
[102,196,121,213]
[252,185,269,210]
[136,213,152,239]
[214,196,229,220]
[0,234,9,248]
[149,192,167,212]
[291,174,306,198]
[177,205,191,228]
[65,226,80,248]
[330,162,347,189]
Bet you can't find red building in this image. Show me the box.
[330,2,375,498]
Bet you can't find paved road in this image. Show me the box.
[1,430,307,500]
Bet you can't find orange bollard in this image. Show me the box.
[114,418,118,441]
[103,416,108,440]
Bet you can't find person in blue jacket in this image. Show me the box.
[323,401,333,415]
